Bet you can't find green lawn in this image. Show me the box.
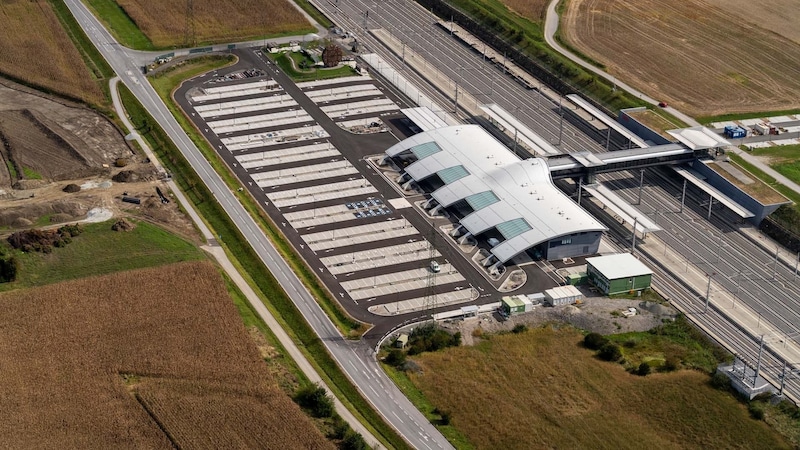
[0,220,204,292]
[274,52,357,82]
[84,0,154,50]
[149,55,237,93]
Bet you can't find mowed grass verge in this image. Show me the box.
[400,326,790,450]
[0,220,204,292]
[118,68,408,448]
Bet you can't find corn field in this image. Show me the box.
[0,1,105,106]
[116,0,310,47]
[0,261,332,449]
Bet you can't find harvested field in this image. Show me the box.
[497,0,548,24]
[113,0,311,48]
[705,0,800,45]
[0,78,131,188]
[0,261,333,449]
[560,0,800,116]
[0,1,105,106]
[406,327,790,449]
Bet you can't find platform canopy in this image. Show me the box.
[667,127,731,150]
[567,94,649,148]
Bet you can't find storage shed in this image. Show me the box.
[527,293,545,305]
[395,333,409,348]
[544,285,583,306]
[586,253,653,295]
[501,296,526,315]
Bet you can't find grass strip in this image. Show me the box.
[293,0,333,28]
[0,220,205,293]
[274,52,358,81]
[382,364,475,449]
[83,0,154,50]
[49,0,115,108]
[117,77,408,449]
[698,108,800,126]
[727,153,800,205]
[222,271,310,394]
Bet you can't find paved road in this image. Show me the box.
[109,76,384,447]
[65,1,451,448]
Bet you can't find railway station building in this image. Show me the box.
[380,125,607,264]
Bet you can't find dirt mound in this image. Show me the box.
[112,170,138,183]
[0,79,133,189]
[111,218,136,232]
[12,217,32,228]
[49,213,74,224]
[62,183,81,193]
[13,179,48,190]
[0,200,88,228]
[7,224,82,253]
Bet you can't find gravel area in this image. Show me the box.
[442,295,678,345]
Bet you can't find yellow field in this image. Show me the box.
[0,261,332,449]
[115,0,311,47]
[407,327,790,449]
[0,1,105,106]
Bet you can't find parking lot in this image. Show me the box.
[181,57,478,320]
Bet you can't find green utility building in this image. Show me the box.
[586,253,653,295]
[501,296,526,315]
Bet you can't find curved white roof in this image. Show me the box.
[667,126,731,150]
[386,125,607,262]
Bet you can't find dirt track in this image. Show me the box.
[560,0,800,116]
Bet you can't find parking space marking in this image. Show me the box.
[304,220,418,251]
[235,142,339,169]
[296,76,374,89]
[368,289,475,316]
[321,241,439,275]
[221,125,330,150]
[195,94,296,118]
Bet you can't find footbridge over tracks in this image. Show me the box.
[546,144,702,181]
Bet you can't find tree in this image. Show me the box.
[599,342,622,362]
[637,362,651,376]
[584,332,608,350]
[322,44,343,68]
[385,349,406,367]
[293,383,334,418]
[0,256,18,283]
[512,324,528,334]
